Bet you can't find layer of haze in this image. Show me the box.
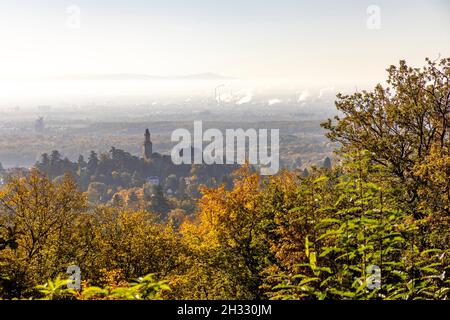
[0,0,449,105]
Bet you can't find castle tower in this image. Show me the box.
[143,129,153,160]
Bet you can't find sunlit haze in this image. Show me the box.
[0,0,449,105]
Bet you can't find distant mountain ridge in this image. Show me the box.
[56,72,234,81]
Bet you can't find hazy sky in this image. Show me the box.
[0,0,449,85]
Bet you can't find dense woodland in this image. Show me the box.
[31,144,242,220]
[0,58,449,300]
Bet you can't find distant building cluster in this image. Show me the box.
[35,117,45,134]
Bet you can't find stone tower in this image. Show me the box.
[143,129,153,160]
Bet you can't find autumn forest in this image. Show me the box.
[0,58,449,300]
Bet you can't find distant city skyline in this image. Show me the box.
[0,0,449,97]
